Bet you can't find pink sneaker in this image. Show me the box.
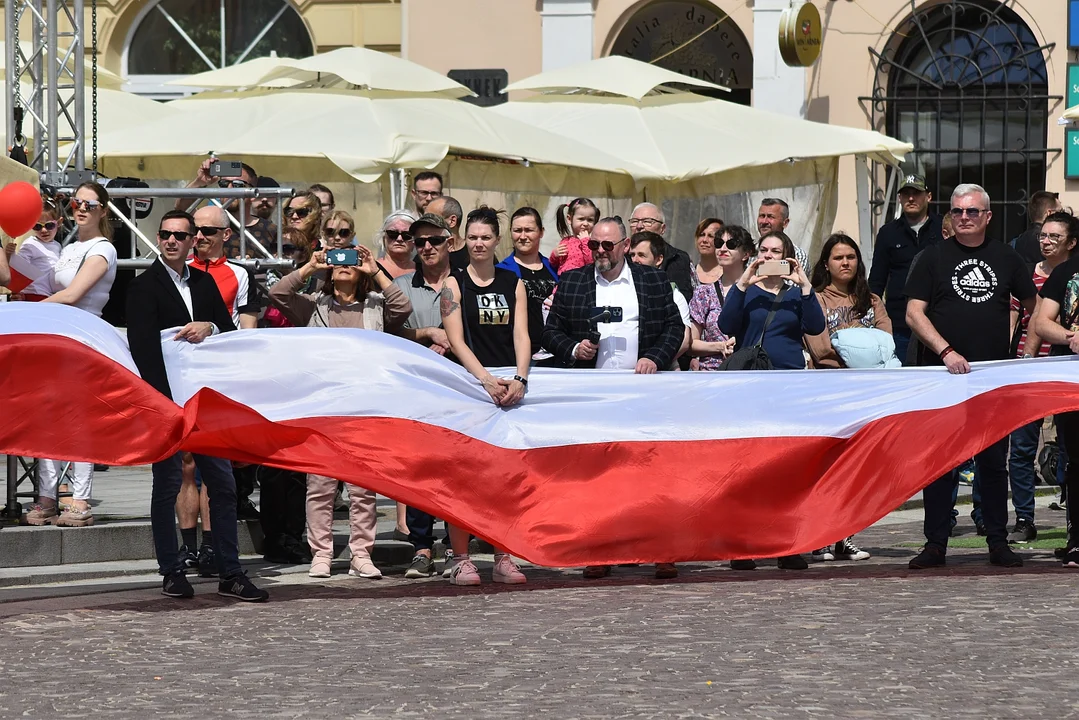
[492,553,526,584]
[448,557,481,586]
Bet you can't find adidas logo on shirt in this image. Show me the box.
[951,258,998,303]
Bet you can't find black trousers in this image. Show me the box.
[923,437,1009,551]
[256,466,307,551]
[233,463,257,506]
[1055,412,1079,543]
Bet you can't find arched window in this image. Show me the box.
[867,0,1056,241]
[124,0,314,98]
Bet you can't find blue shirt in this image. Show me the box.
[718,284,826,369]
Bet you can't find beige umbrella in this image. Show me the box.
[494,56,910,184]
[165,53,300,90]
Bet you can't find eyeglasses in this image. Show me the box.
[33,221,58,232]
[413,189,442,199]
[70,199,101,212]
[716,239,743,250]
[413,235,449,248]
[949,207,986,219]
[217,179,250,189]
[628,217,662,228]
[286,206,312,219]
[157,230,192,242]
[385,229,414,242]
[196,226,226,237]
[323,227,353,239]
[587,239,617,252]
[1039,232,1068,243]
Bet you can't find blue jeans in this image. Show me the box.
[1005,421,1039,522]
[924,438,1009,550]
[152,453,241,578]
[893,326,912,367]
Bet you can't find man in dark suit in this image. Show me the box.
[126,209,268,602]
[542,216,683,581]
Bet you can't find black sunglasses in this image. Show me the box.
[414,235,449,248]
[385,229,414,242]
[949,207,986,219]
[218,179,250,189]
[286,206,312,219]
[197,226,226,237]
[587,239,617,252]
[33,221,58,232]
[716,239,745,250]
[158,230,192,242]
[323,227,352,239]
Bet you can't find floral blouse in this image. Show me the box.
[689,281,731,371]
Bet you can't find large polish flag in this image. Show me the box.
[3,303,1079,565]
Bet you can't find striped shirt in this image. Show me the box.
[1011,269,1049,357]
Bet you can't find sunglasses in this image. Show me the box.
[33,221,58,232]
[587,239,617,252]
[414,235,449,248]
[196,226,226,237]
[286,206,312,219]
[716,239,744,250]
[385,229,414,242]
[70,199,101,212]
[158,230,192,242]
[218,179,250,189]
[323,227,353,239]
[949,207,986,219]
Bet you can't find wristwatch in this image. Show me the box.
[513,375,528,387]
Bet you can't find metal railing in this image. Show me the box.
[54,185,298,269]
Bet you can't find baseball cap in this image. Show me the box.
[256,176,279,188]
[409,212,450,234]
[899,174,928,192]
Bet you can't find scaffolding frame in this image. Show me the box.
[4,0,95,187]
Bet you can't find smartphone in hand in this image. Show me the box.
[327,248,359,266]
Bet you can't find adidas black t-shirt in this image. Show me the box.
[905,237,1035,363]
[1038,255,1079,356]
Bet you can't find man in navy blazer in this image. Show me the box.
[126,209,268,603]
[542,217,684,373]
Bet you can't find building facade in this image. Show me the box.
[2,0,1068,242]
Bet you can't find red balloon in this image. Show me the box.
[0,181,43,237]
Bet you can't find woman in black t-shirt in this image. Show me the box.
[495,207,559,363]
[439,206,531,587]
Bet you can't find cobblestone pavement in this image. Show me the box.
[2,516,1078,719]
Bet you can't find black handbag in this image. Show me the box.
[719,289,784,371]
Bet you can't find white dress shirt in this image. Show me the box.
[163,261,219,334]
[595,261,640,369]
[163,261,194,318]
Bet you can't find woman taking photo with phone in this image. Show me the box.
[719,231,825,370]
[440,206,531,587]
[270,243,412,579]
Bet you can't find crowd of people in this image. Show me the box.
[1,162,1078,604]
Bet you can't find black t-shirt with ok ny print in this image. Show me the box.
[905,237,1035,364]
[1038,255,1079,356]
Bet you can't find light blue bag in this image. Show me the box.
[830,327,902,369]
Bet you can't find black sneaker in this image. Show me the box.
[197,544,218,578]
[777,554,808,570]
[909,545,946,569]
[218,574,269,602]
[1007,518,1037,544]
[1062,547,1079,568]
[404,554,435,579]
[975,521,987,536]
[162,572,194,598]
[989,545,1023,568]
[729,559,757,571]
[1056,546,1069,559]
[178,544,199,570]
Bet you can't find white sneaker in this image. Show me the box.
[834,537,870,561]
